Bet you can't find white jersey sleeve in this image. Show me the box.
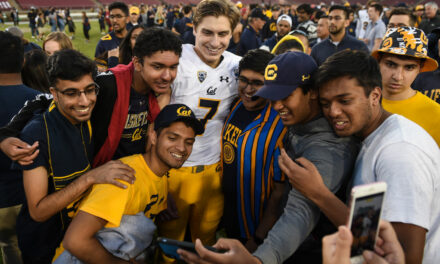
[171,44,241,166]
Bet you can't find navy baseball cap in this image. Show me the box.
[154,104,204,135]
[254,52,318,101]
[249,8,267,21]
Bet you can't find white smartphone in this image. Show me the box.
[347,182,387,264]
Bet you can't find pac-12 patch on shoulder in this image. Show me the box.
[198,70,207,83]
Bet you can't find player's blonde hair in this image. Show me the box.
[193,0,240,31]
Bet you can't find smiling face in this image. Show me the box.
[154,121,196,169]
[238,69,267,111]
[50,74,97,125]
[271,88,317,126]
[319,76,381,139]
[134,50,179,94]
[378,54,421,99]
[193,15,232,68]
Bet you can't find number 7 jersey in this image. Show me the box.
[171,44,241,167]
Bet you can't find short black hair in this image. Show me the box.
[315,10,326,20]
[329,5,348,19]
[316,50,382,97]
[370,4,383,15]
[47,49,97,87]
[297,4,313,15]
[109,1,129,16]
[182,5,192,15]
[133,28,182,64]
[239,49,275,75]
[389,7,416,27]
[155,119,197,138]
[0,31,24,74]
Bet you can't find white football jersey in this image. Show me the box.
[171,44,241,166]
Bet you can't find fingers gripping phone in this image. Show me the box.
[157,237,223,260]
[348,182,387,264]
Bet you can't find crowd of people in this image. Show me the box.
[1,0,440,264]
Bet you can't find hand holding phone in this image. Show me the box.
[157,237,223,260]
[347,182,387,264]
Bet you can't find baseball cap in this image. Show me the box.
[154,104,204,135]
[415,5,424,11]
[254,52,318,101]
[129,6,140,15]
[249,8,266,20]
[371,27,438,72]
[277,14,292,28]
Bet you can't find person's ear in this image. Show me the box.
[133,56,142,71]
[369,86,382,106]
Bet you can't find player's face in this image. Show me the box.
[277,20,291,38]
[238,69,267,111]
[130,27,143,50]
[193,15,232,68]
[155,122,196,169]
[319,76,381,139]
[134,51,179,94]
[110,8,128,33]
[272,88,317,126]
[50,74,97,125]
[378,54,421,98]
[328,9,348,35]
[44,40,61,56]
[387,15,411,29]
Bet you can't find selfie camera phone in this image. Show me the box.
[157,237,223,260]
[347,182,387,264]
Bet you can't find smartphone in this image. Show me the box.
[157,237,223,260]
[347,182,387,264]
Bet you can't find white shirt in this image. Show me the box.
[171,44,241,166]
[353,114,440,264]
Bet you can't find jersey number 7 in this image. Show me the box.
[198,98,220,133]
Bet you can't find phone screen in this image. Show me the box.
[350,192,384,256]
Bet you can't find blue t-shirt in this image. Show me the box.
[413,70,440,104]
[0,84,39,207]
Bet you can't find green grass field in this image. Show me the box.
[1,19,103,59]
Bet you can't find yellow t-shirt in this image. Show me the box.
[382,91,440,147]
[79,154,168,228]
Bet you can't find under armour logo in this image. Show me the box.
[220,76,229,82]
[207,87,217,95]
[302,74,310,82]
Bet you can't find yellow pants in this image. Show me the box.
[158,162,223,262]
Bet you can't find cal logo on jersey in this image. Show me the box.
[101,34,112,41]
[198,70,207,83]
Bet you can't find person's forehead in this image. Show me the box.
[381,53,421,66]
[197,15,231,31]
[278,20,290,27]
[144,50,179,64]
[318,18,329,25]
[389,14,410,25]
[110,8,124,15]
[319,76,363,97]
[329,9,344,16]
[240,69,264,79]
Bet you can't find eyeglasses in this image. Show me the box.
[238,76,265,89]
[110,14,126,20]
[55,83,100,99]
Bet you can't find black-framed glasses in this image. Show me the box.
[55,83,100,99]
[110,14,126,19]
[238,76,265,89]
